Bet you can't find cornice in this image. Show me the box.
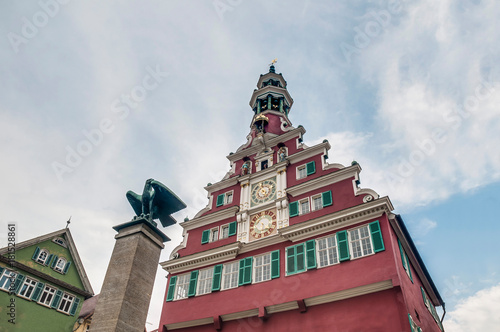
[227,127,306,162]
[287,164,362,197]
[181,206,239,231]
[286,141,331,164]
[203,177,239,193]
[161,242,241,274]
[279,197,394,242]
[238,234,288,254]
[304,279,393,307]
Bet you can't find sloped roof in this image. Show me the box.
[0,228,94,296]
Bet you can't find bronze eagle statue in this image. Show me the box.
[126,178,186,227]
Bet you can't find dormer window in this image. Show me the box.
[36,249,50,265]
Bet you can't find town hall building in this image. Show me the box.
[158,65,445,331]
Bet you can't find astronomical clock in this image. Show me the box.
[249,209,277,241]
[250,177,277,207]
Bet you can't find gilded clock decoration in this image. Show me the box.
[249,209,277,239]
[250,177,277,206]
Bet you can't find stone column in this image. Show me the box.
[90,218,170,332]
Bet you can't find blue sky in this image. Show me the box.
[1,1,499,330]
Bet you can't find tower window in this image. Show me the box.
[261,160,268,170]
[197,268,214,296]
[174,274,190,300]
[299,199,310,215]
[253,253,272,283]
[349,226,373,259]
[316,235,339,268]
[210,227,219,243]
[222,262,239,290]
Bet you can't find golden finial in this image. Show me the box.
[270,58,278,66]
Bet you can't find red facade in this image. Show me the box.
[158,66,444,332]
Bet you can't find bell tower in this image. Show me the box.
[248,61,294,136]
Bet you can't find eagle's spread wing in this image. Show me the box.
[126,190,143,216]
[150,180,187,227]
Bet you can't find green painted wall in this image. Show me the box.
[0,264,83,332]
[14,238,85,290]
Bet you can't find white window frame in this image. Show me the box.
[209,227,219,243]
[220,224,230,240]
[221,261,239,290]
[52,237,67,247]
[299,198,310,215]
[253,252,272,284]
[174,273,190,301]
[58,292,75,314]
[38,285,57,307]
[196,268,214,296]
[18,277,38,299]
[225,191,233,205]
[311,194,323,211]
[54,257,67,273]
[36,249,50,265]
[316,234,339,268]
[0,269,17,291]
[349,225,374,259]
[296,165,307,179]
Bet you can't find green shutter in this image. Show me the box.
[369,220,385,252]
[398,240,406,269]
[337,231,350,261]
[166,276,177,302]
[51,290,63,309]
[0,267,4,274]
[296,244,305,272]
[322,191,332,207]
[408,313,416,332]
[14,274,25,293]
[286,247,296,274]
[306,161,316,175]
[212,265,223,291]
[31,247,40,260]
[51,255,59,268]
[289,201,299,217]
[271,250,280,279]
[243,257,252,284]
[238,257,253,285]
[306,240,317,269]
[201,230,210,244]
[421,287,428,307]
[216,194,225,207]
[46,254,53,266]
[63,261,71,274]
[69,297,81,316]
[228,221,237,236]
[31,282,44,301]
[188,270,198,297]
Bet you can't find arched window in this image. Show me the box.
[54,257,67,273]
[36,249,49,265]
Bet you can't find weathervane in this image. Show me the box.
[269,58,278,66]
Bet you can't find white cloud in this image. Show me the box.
[444,283,500,332]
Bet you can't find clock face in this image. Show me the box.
[250,178,277,207]
[249,210,277,239]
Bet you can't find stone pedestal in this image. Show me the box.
[90,218,170,332]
